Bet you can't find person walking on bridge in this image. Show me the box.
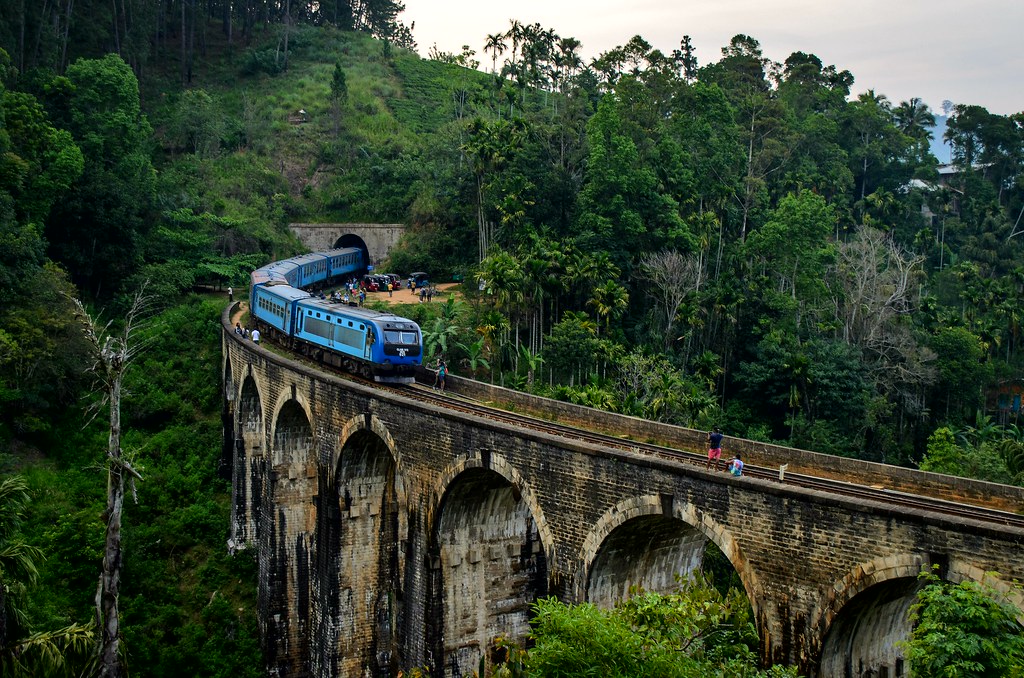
[433,357,447,392]
[706,427,724,471]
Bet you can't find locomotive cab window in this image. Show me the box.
[384,330,419,345]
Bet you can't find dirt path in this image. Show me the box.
[370,282,464,307]
[231,302,248,327]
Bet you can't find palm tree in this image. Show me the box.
[893,97,935,140]
[483,32,506,75]
[517,344,545,388]
[456,337,491,380]
[3,624,98,677]
[588,280,629,335]
[421,315,461,361]
[1,475,96,677]
[0,476,42,651]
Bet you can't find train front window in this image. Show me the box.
[384,330,419,345]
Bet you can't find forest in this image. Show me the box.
[1,1,1023,674]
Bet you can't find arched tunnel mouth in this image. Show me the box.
[333,234,371,268]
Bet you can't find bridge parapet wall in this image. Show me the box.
[416,367,1024,514]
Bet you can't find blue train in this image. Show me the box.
[248,247,422,383]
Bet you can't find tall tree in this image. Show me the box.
[73,290,149,678]
[330,61,348,135]
[44,54,156,299]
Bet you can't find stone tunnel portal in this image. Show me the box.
[334,234,371,269]
[429,467,547,678]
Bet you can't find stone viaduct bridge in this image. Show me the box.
[221,307,1024,678]
[289,223,406,268]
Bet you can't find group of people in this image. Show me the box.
[417,286,438,303]
[234,322,260,344]
[329,288,366,306]
[706,427,743,476]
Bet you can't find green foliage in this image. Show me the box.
[930,327,992,423]
[0,475,43,641]
[44,53,157,298]
[522,574,796,678]
[241,47,289,76]
[902,571,1024,677]
[13,298,261,676]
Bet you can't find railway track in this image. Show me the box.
[381,381,1024,531]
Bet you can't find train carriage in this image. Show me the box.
[248,247,421,383]
[251,283,307,339]
[289,252,331,289]
[292,298,421,382]
[325,247,363,279]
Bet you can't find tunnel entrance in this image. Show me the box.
[333,234,372,268]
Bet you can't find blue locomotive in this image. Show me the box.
[248,247,422,383]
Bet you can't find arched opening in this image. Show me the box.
[311,429,399,678]
[429,468,547,678]
[221,358,236,480]
[586,515,709,607]
[818,577,920,678]
[260,399,315,676]
[333,234,371,268]
[232,376,263,548]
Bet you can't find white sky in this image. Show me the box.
[402,0,1023,116]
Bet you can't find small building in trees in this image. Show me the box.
[988,378,1024,425]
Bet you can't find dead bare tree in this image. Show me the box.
[72,290,151,678]
[640,250,704,351]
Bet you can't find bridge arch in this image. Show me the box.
[814,553,930,677]
[948,560,1024,621]
[260,398,317,676]
[311,416,404,678]
[578,494,759,614]
[224,359,236,404]
[427,453,551,678]
[430,452,554,565]
[269,390,314,466]
[231,375,265,549]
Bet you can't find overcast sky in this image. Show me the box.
[402,0,1023,117]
